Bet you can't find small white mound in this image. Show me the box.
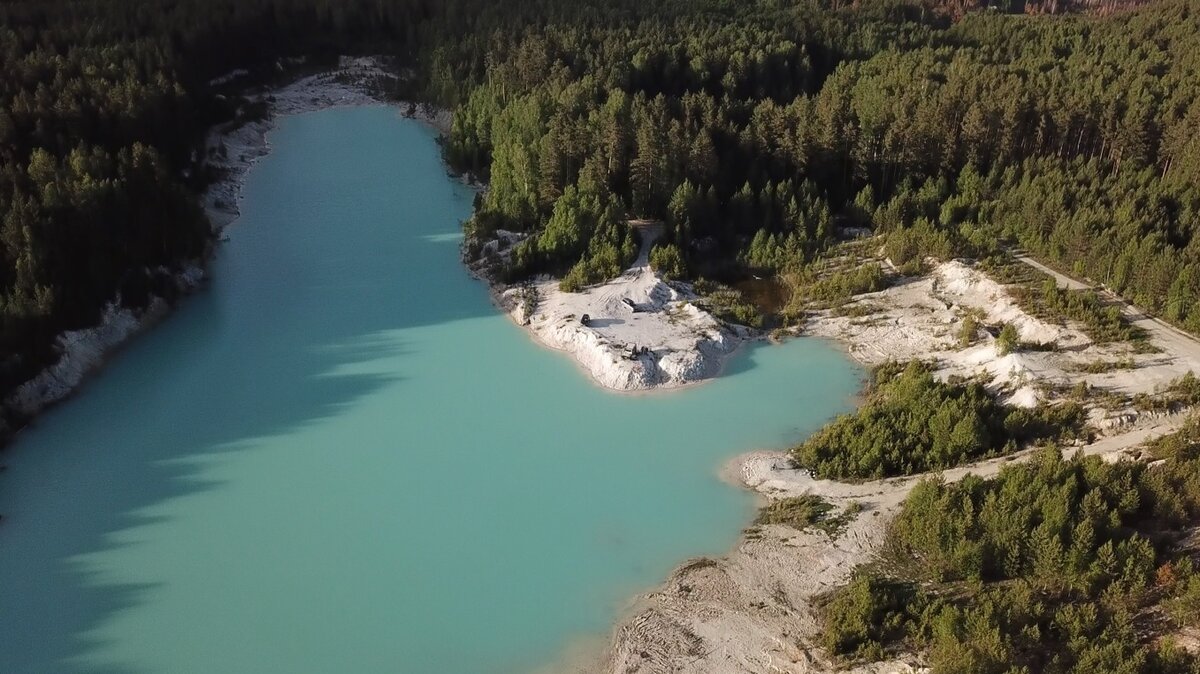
[937,260,1083,347]
[947,344,1043,407]
[1005,385,1041,409]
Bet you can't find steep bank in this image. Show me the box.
[1,56,440,442]
[467,223,749,391]
[4,269,205,423]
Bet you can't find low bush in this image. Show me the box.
[996,323,1019,355]
[818,572,922,662]
[649,243,687,281]
[1132,372,1200,414]
[1014,279,1148,345]
[695,280,764,328]
[790,262,891,308]
[791,362,1083,480]
[756,495,863,537]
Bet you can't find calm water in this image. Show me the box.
[0,106,860,673]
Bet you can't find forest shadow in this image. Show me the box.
[0,222,492,672]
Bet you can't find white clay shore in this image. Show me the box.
[2,56,438,438]
[469,222,751,391]
[6,51,1198,674]
[588,254,1200,674]
[4,51,735,433]
[203,56,452,230]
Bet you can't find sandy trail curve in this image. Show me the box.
[1014,252,1200,372]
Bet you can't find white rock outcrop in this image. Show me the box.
[476,223,747,391]
[496,271,740,390]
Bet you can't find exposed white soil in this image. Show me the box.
[5,266,206,421]
[589,255,1200,674]
[807,259,1200,423]
[204,56,451,231]
[3,56,432,437]
[8,50,1197,672]
[469,222,748,391]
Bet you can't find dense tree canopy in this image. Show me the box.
[441,0,1200,339]
[5,1,1200,669]
[791,361,1085,479]
[820,444,1200,672]
[4,0,1200,426]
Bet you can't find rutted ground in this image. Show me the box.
[595,255,1200,674]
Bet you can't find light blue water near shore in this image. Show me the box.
[0,106,860,673]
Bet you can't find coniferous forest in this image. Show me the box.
[5,0,1200,670]
[5,0,1200,411]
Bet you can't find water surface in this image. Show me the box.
[0,106,860,673]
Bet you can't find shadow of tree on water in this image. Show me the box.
[0,116,491,671]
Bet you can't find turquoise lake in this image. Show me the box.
[0,106,861,673]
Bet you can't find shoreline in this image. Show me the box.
[1,56,443,445]
[7,52,1198,674]
[492,299,757,398]
[203,56,453,232]
[0,48,762,442]
[465,225,753,393]
[587,256,1200,674]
